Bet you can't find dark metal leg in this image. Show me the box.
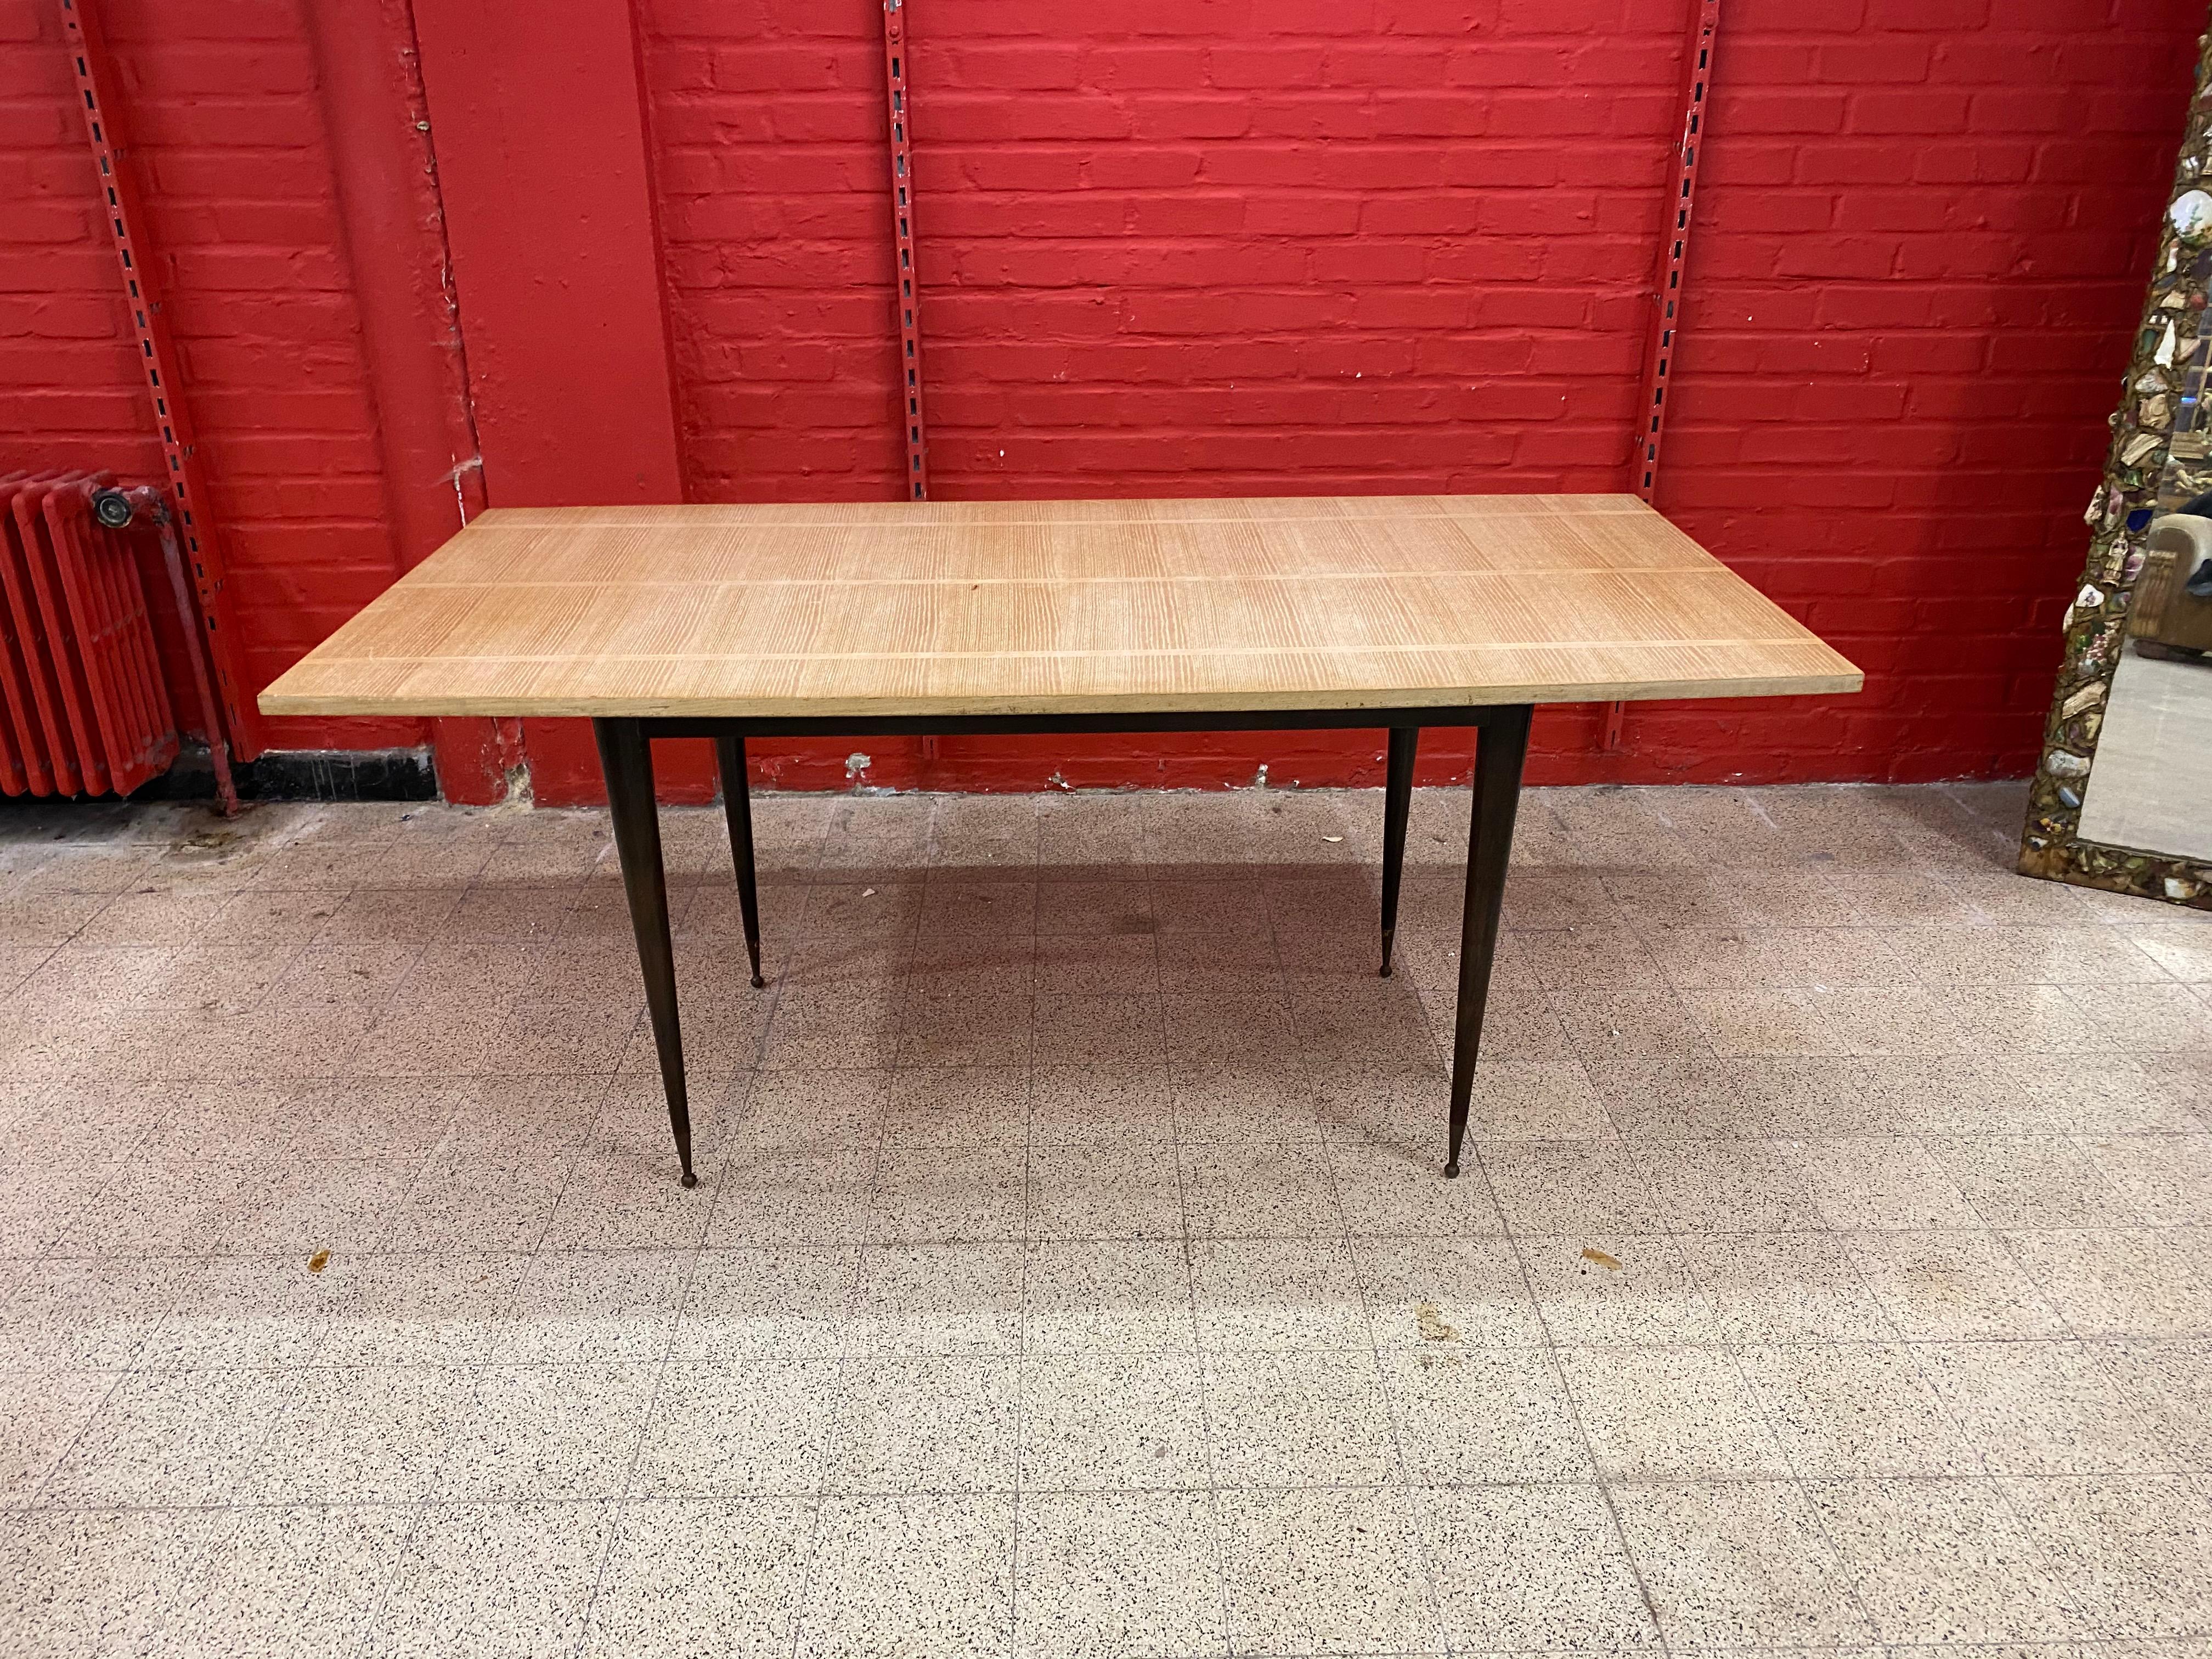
[1444,705,1531,1178]
[595,718,697,1188]
[714,735,766,989]
[1379,725,1419,977]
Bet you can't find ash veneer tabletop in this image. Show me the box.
[260,493,1861,1188]
[257,495,1859,718]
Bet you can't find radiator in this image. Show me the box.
[0,470,179,798]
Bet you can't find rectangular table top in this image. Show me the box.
[257,494,1861,719]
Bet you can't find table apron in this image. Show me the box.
[640,706,1522,741]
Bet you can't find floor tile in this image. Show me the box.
[0,1508,245,1657]
[1217,1486,1444,1656]
[1482,1142,1662,1234]
[1378,1344,1593,1483]
[585,1497,815,1659]
[1521,1232,1722,1346]
[708,1149,879,1246]
[1024,1144,1183,1240]
[797,1493,1015,1659]
[1020,1352,1210,1491]
[1351,1234,1545,1349]
[1675,1232,1892,1342]
[368,1500,614,1659]
[492,1248,690,1364]
[1919,1338,2180,1475]
[0,1368,117,1504]
[2001,1471,2212,1637]
[1928,1133,2145,1228]
[674,1246,863,1358]
[541,1150,719,1250]
[1610,1480,1873,1645]
[1847,1229,2069,1339]
[871,1146,1028,1243]
[1028,1063,1176,1146]
[1013,1491,1227,1659]
[882,1066,1030,1147]
[826,1356,1021,1493]
[2090,1336,2212,1469]
[851,1244,1024,1355]
[43,1367,292,1506]
[1172,1059,1330,1145]
[139,1252,338,1369]
[1417,1482,1658,1651]
[1023,1238,1197,1352]
[635,1358,840,1497]
[2005,1227,2212,1336]
[13,786,2212,1657]
[1807,1476,2084,1641]
[437,1362,657,1500]
[1737,1340,1980,1477]
[314,1252,531,1367]
[245,1364,473,1503]
[731,1068,890,1151]
[1189,1238,1371,1351]
[0,1257,174,1369]
[384,1150,572,1255]
[1784,1135,1984,1231]
[1633,1139,1825,1232]
[1558,1344,1788,1477]
[1179,1142,1342,1237]
[2079,1132,2212,1226]
[179,1504,413,1659]
[1329,1140,1509,1235]
[1203,1348,1403,1487]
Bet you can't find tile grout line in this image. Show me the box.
[1499,1197,1674,1659]
[567,1228,711,1659]
[994,793,1038,1659]
[1744,1324,1968,1649]
[1183,804,1254,1657]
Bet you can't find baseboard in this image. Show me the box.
[133,744,440,803]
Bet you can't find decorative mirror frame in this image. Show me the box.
[2018,29,2212,912]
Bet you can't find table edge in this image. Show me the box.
[259,668,1865,720]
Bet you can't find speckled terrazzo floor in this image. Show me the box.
[2,780,2211,1657]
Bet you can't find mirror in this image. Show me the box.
[2020,47,2212,912]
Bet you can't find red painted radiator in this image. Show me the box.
[0,470,179,798]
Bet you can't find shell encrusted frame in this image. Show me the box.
[2018,25,2212,912]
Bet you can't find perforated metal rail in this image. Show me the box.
[882,0,928,501]
[1611,0,1722,753]
[1636,0,1721,504]
[58,0,255,757]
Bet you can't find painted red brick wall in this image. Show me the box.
[0,0,425,758]
[642,0,2200,790]
[3,0,2201,797]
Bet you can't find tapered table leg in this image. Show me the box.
[1443,704,1531,1178]
[594,718,697,1187]
[1379,725,1419,977]
[714,735,766,989]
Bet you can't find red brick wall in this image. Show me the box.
[0,0,425,757]
[645,0,2199,789]
[3,0,2200,794]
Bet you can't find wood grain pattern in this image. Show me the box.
[258,495,1862,718]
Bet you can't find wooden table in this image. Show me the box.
[262,495,1860,1185]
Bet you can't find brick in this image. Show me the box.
[710,44,865,92]
[1081,45,1211,89]
[937,44,1084,91]
[1208,46,1325,88]
[1864,0,1989,24]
